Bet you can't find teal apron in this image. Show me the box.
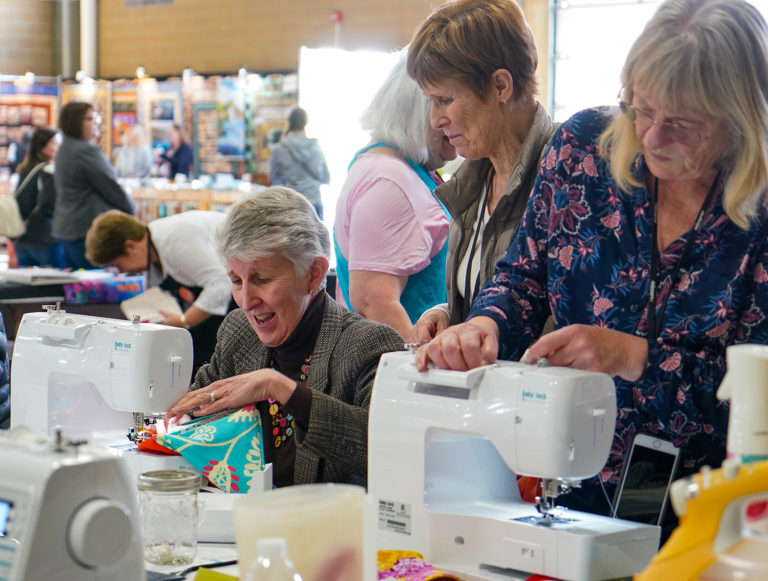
[334,143,449,324]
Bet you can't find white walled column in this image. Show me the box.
[80,0,98,77]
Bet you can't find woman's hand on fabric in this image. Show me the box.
[413,307,451,344]
[524,324,648,381]
[415,316,500,372]
[166,368,297,422]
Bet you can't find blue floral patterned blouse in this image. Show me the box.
[470,107,768,505]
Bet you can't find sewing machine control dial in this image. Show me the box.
[68,498,132,568]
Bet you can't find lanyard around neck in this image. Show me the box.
[462,167,494,310]
[646,171,721,341]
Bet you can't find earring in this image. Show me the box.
[308,289,316,295]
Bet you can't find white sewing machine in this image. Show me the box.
[10,306,267,544]
[10,306,195,475]
[0,426,144,581]
[368,351,660,581]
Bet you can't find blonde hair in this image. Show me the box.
[599,0,768,229]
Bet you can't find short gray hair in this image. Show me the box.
[218,187,330,276]
[359,49,430,164]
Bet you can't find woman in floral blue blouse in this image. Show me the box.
[417,0,768,522]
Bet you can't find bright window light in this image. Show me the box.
[552,0,768,122]
[298,47,399,268]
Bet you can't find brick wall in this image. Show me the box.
[0,1,56,76]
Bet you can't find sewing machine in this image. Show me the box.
[10,306,267,544]
[637,343,768,580]
[0,426,144,581]
[10,305,194,474]
[368,351,660,581]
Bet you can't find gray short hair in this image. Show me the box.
[218,186,330,276]
[359,49,430,164]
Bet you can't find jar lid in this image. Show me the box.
[137,469,201,492]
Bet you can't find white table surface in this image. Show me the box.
[145,543,239,579]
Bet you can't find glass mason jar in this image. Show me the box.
[137,469,201,566]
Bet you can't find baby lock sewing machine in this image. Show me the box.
[10,305,194,475]
[368,351,660,581]
[10,305,264,544]
[0,426,144,581]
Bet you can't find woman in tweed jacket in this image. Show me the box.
[167,187,404,487]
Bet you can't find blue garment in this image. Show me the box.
[161,142,194,178]
[59,238,92,269]
[469,107,768,513]
[16,244,66,268]
[335,143,448,323]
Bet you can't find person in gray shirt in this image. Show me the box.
[269,107,330,219]
[53,101,135,269]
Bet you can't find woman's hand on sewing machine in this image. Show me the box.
[415,316,500,372]
[166,368,298,422]
[523,324,648,381]
[412,307,451,344]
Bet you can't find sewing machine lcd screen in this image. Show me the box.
[0,500,11,536]
[612,434,680,526]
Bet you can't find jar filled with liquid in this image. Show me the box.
[138,469,201,566]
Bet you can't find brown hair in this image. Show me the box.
[85,210,146,266]
[59,101,92,139]
[16,126,57,178]
[287,107,308,132]
[407,0,538,103]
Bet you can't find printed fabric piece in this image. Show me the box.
[156,406,266,493]
[378,550,460,581]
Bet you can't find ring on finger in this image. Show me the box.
[209,391,216,403]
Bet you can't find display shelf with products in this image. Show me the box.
[128,185,247,222]
[0,77,59,179]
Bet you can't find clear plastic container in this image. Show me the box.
[234,483,365,579]
[137,469,201,566]
[243,537,303,581]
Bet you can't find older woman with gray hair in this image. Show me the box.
[167,187,405,487]
[333,49,457,340]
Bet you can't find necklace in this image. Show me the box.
[646,171,721,341]
[268,354,312,448]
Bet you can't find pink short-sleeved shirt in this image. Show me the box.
[334,153,449,285]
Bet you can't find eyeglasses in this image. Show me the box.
[619,100,712,146]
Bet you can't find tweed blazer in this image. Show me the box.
[191,294,405,487]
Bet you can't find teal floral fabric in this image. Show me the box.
[157,405,265,493]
